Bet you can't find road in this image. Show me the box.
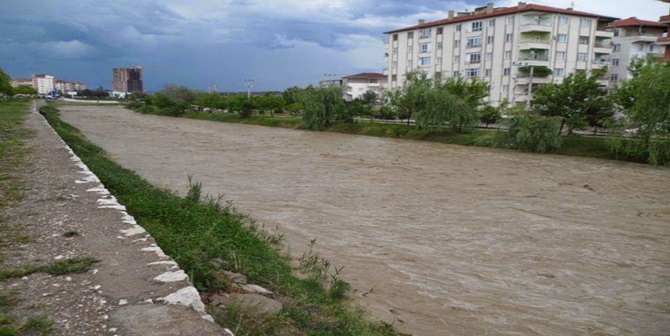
[60,105,670,336]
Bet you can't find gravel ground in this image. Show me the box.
[0,102,226,335]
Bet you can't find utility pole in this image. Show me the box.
[527,65,534,110]
[244,79,254,99]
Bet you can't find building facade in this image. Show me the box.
[342,73,387,101]
[32,74,55,95]
[384,2,618,106]
[607,17,666,86]
[113,67,143,95]
[55,80,87,92]
[656,0,670,61]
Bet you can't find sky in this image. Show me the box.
[1,0,667,92]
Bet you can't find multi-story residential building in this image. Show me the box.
[55,79,87,92]
[32,74,55,95]
[384,2,618,106]
[656,0,670,61]
[342,73,387,101]
[10,78,33,88]
[608,18,666,87]
[112,67,143,95]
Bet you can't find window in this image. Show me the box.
[577,52,588,61]
[393,61,398,68]
[557,34,568,43]
[407,60,413,67]
[392,34,398,41]
[437,42,443,50]
[506,16,514,25]
[611,59,619,67]
[466,37,482,48]
[580,18,592,28]
[392,47,398,55]
[392,74,397,81]
[472,21,483,32]
[435,72,442,80]
[420,57,431,66]
[487,36,494,44]
[503,68,511,76]
[465,68,479,78]
[505,33,513,43]
[407,46,413,54]
[502,84,509,93]
[454,55,460,63]
[420,28,431,38]
[468,53,481,64]
[437,27,443,35]
[610,73,618,81]
[456,24,462,32]
[559,16,569,25]
[504,50,511,59]
[579,36,589,44]
[420,43,431,53]
[436,57,442,65]
[486,52,493,61]
[613,43,621,52]
[454,39,461,48]
[488,19,495,27]
[453,71,460,77]
[614,29,620,37]
[408,32,414,39]
[555,51,566,60]
[555,68,565,77]
[485,69,492,77]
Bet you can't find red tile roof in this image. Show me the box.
[612,17,666,28]
[343,72,387,79]
[384,3,619,34]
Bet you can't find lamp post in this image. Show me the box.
[513,61,534,109]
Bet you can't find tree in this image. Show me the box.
[415,88,473,132]
[195,92,226,110]
[435,76,490,111]
[0,68,13,96]
[255,93,285,117]
[161,84,198,105]
[495,113,563,153]
[225,94,251,114]
[388,70,432,125]
[361,90,378,110]
[611,59,670,165]
[480,106,501,128]
[532,68,613,135]
[13,85,37,95]
[297,86,346,130]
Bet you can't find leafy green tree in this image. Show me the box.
[13,85,37,95]
[435,76,490,111]
[415,88,473,131]
[611,59,670,165]
[225,94,251,113]
[195,92,226,110]
[480,106,501,128]
[532,68,613,135]
[255,93,285,117]
[0,68,13,96]
[389,70,431,125]
[495,113,563,153]
[298,86,345,130]
[161,84,198,105]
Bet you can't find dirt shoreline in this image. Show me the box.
[60,104,670,336]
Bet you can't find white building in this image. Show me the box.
[608,17,666,87]
[10,78,32,88]
[384,2,618,106]
[55,79,87,92]
[32,74,55,95]
[342,73,387,101]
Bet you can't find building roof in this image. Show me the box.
[611,17,666,28]
[342,72,387,79]
[384,3,619,34]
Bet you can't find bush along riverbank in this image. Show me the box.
[40,104,405,336]
[125,104,649,165]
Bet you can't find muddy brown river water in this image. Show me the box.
[59,105,670,336]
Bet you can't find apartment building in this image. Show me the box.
[656,1,670,61]
[55,79,87,92]
[607,18,666,86]
[32,74,55,95]
[113,67,143,95]
[342,73,387,101]
[384,2,618,106]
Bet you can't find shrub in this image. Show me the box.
[495,114,563,153]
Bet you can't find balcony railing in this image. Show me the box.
[518,55,549,61]
[518,38,551,44]
[592,59,609,65]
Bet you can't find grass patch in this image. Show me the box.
[0,291,54,336]
[0,100,32,211]
[0,256,98,281]
[42,104,404,335]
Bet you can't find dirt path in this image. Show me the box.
[60,105,670,336]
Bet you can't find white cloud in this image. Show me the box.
[39,40,97,59]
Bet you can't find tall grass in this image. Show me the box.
[40,104,404,336]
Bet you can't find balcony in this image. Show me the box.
[594,42,612,54]
[519,23,553,33]
[656,35,670,45]
[595,30,614,38]
[515,75,551,85]
[660,14,670,24]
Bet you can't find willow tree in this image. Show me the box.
[298,86,345,131]
[388,70,432,125]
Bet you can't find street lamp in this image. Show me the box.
[513,61,534,109]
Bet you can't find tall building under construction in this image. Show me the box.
[113,67,143,93]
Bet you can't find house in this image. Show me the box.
[341,73,387,101]
[384,2,618,106]
[607,17,666,86]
